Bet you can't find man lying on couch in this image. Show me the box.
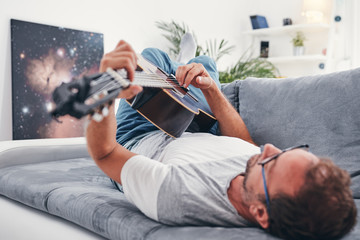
[86,40,357,240]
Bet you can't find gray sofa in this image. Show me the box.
[0,68,359,239]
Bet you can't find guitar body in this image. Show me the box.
[128,87,216,138]
[126,57,216,138]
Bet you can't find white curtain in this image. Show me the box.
[350,0,360,68]
[328,0,360,71]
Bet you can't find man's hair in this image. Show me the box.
[265,157,357,240]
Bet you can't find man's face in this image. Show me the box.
[242,144,319,204]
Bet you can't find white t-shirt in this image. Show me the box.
[120,131,260,227]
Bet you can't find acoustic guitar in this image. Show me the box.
[51,55,217,138]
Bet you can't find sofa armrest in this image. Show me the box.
[0,138,89,168]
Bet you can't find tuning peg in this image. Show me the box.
[92,112,103,122]
[102,106,109,117]
[93,94,99,101]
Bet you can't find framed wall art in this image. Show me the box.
[11,19,104,140]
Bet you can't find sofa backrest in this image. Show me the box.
[222,68,360,177]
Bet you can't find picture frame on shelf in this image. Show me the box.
[260,41,269,58]
[250,15,269,29]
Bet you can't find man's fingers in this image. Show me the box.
[196,76,213,89]
[115,40,134,52]
[100,55,136,71]
[175,65,187,86]
[110,51,137,69]
[176,63,211,88]
[100,40,137,80]
[176,63,196,86]
[183,64,204,88]
[100,56,137,80]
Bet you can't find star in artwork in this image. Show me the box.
[22,106,29,114]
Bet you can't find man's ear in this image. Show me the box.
[262,144,281,159]
[249,203,269,229]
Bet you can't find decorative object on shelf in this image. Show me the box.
[291,31,306,56]
[319,63,325,69]
[10,19,104,140]
[260,41,269,58]
[250,15,269,29]
[334,15,342,22]
[283,18,293,26]
[156,20,279,83]
[322,48,327,55]
[302,0,327,23]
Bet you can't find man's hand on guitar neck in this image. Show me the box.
[100,40,143,99]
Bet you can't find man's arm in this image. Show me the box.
[202,84,255,145]
[86,40,143,184]
[176,63,255,145]
[86,105,136,183]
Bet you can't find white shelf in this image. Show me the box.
[243,24,330,37]
[266,55,326,64]
[243,22,332,77]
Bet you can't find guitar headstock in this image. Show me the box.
[50,69,129,122]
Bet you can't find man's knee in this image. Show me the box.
[191,55,216,67]
[141,48,171,71]
[141,47,163,59]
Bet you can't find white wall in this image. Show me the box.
[0,0,306,141]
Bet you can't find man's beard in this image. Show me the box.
[243,153,261,193]
[242,154,268,205]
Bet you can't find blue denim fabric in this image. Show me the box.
[116,48,220,146]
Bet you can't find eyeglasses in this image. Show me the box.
[257,144,310,214]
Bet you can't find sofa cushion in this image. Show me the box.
[222,68,360,177]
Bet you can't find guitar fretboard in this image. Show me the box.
[122,71,175,89]
[106,68,174,89]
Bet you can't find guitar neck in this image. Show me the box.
[50,57,191,121]
[105,68,175,89]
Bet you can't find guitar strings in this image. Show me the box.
[97,68,184,89]
[100,71,181,90]
[87,71,182,101]
[89,73,166,93]
[118,71,179,88]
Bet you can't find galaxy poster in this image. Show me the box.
[11,19,104,140]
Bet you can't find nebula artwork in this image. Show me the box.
[11,19,104,140]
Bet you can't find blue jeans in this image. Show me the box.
[116,48,221,146]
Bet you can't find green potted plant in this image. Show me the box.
[291,31,306,56]
[219,55,279,83]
